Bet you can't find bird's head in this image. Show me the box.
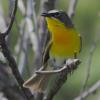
[41,10,73,27]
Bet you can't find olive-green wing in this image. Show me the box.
[79,35,82,53]
[42,40,52,69]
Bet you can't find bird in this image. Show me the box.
[23,10,82,93]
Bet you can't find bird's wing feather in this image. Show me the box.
[79,35,82,52]
[42,40,53,68]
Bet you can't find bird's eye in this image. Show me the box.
[54,12,60,17]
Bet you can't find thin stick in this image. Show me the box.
[2,0,17,36]
[74,80,100,100]
[82,42,97,90]
[36,59,80,75]
[68,0,78,18]
[81,32,100,93]
[0,35,34,100]
[36,66,68,74]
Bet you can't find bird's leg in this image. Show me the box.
[66,52,77,74]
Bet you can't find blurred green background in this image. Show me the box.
[55,0,100,100]
[1,0,100,100]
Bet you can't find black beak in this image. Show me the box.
[41,12,50,17]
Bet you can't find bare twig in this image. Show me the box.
[0,35,34,100]
[15,19,27,74]
[74,80,100,100]
[81,29,100,93]
[0,1,7,32]
[15,0,34,75]
[18,0,26,16]
[28,0,42,69]
[36,59,80,75]
[82,41,97,91]
[68,0,78,18]
[1,0,17,36]
[36,66,69,74]
[0,0,34,100]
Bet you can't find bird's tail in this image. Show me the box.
[23,73,49,93]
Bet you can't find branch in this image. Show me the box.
[0,0,34,100]
[81,29,100,93]
[1,0,17,36]
[36,59,80,75]
[27,0,42,69]
[0,1,7,32]
[74,80,100,100]
[81,41,97,91]
[0,35,34,100]
[68,0,78,18]
[18,0,26,16]
[44,59,81,100]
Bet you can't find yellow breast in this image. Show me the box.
[46,17,80,58]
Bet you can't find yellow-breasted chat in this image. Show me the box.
[23,10,81,93]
